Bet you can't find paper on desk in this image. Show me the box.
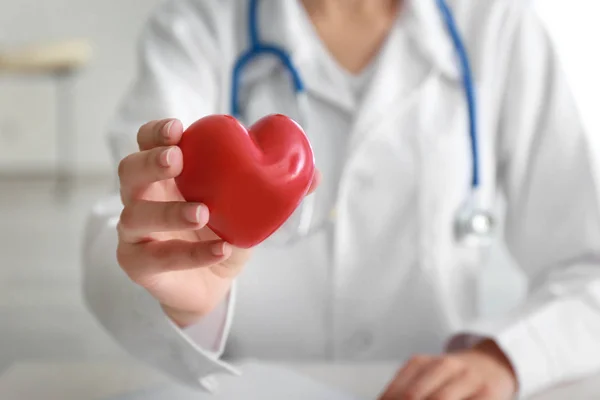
[107,361,366,400]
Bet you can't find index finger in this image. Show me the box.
[378,356,433,400]
[137,119,183,150]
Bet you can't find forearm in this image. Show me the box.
[161,282,235,330]
[162,304,206,328]
[82,197,238,385]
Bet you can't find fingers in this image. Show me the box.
[400,357,465,399]
[379,356,432,400]
[429,369,483,400]
[380,355,490,400]
[119,119,184,202]
[137,119,183,150]
[117,239,233,285]
[118,146,183,202]
[118,201,209,243]
[468,392,489,400]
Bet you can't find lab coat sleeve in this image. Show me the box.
[448,4,600,399]
[82,196,239,388]
[81,0,240,388]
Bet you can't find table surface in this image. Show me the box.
[0,360,598,400]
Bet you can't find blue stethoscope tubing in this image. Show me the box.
[435,0,479,189]
[230,0,494,243]
[231,0,306,118]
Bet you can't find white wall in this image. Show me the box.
[0,0,163,174]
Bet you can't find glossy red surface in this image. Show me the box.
[175,114,315,248]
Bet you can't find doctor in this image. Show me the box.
[83,0,600,399]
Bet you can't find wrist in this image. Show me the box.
[473,339,519,390]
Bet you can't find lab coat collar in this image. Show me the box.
[279,0,356,111]
[403,0,462,81]
[278,0,461,83]
[250,0,462,114]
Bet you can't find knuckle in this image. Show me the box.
[139,119,171,148]
[115,243,129,268]
[116,244,144,285]
[116,221,127,241]
[408,355,429,366]
[118,206,136,231]
[439,356,461,370]
[146,147,160,170]
[137,120,156,145]
[139,120,154,132]
[402,389,419,400]
[188,243,204,263]
[117,156,130,181]
[150,243,172,267]
[117,243,161,289]
[116,246,142,285]
[462,368,479,382]
[164,202,182,226]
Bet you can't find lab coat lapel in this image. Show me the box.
[255,0,364,112]
[277,0,354,111]
[347,0,462,154]
[260,0,463,133]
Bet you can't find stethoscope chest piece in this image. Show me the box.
[454,201,495,247]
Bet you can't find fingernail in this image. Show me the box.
[183,204,207,224]
[159,147,173,167]
[211,242,231,257]
[163,120,175,140]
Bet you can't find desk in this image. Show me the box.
[0,361,597,400]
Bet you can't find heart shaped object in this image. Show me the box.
[175,114,315,248]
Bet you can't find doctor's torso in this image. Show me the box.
[193,0,512,362]
[118,0,521,361]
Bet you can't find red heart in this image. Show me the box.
[175,114,315,248]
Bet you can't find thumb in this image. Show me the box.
[307,169,322,195]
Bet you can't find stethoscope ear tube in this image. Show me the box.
[437,0,496,244]
[435,0,480,190]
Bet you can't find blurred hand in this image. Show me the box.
[116,119,320,327]
[378,340,518,400]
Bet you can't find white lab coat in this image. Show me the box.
[82,0,600,398]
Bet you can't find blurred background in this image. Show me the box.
[0,0,598,376]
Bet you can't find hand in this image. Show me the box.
[116,119,320,327]
[378,340,518,400]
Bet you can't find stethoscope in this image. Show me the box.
[231,0,495,246]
